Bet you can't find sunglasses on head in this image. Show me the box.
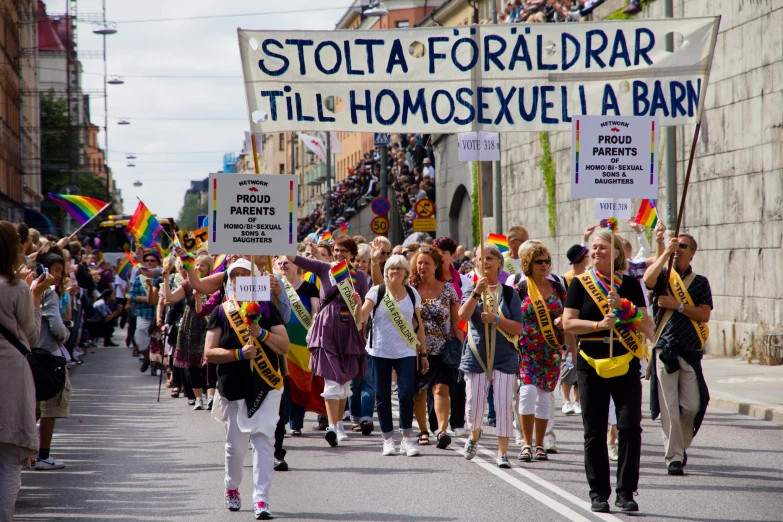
[533,259,552,265]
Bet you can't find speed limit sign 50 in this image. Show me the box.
[371,216,389,235]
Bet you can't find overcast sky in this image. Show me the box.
[45,0,353,218]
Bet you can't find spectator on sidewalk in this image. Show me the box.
[86,289,123,347]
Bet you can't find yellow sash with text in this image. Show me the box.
[503,254,518,275]
[669,270,709,346]
[527,278,564,350]
[484,287,519,347]
[222,298,283,391]
[283,279,313,331]
[380,289,419,351]
[335,278,362,331]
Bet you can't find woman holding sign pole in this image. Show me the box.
[562,230,649,514]
[285,235,368,447]
[352,254,427,457]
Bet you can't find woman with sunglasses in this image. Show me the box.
[459,245,524,468]
[562,230,650,513]
[514,243,571,462]
[409,247,463,449]
[284,235,368,446]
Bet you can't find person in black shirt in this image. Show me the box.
[643,234,712,477]
[563,230,650,514]
[204,259,289,520]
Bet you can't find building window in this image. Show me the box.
[279,163,285,174]
[396,20,409,28]
[279,133,285,151]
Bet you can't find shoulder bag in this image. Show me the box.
[0,322,67,401]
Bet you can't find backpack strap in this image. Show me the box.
[368,284,386,350]
[514,272,523,287]
[502,283,514,310]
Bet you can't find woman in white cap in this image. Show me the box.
[204,259,290,520]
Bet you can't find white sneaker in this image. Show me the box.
[335,423,349,442]
[608,443,619,462]
[562,401,575,415]
[516,437,525,447]
[193,397,204,410]
[382,438,396,456]
[573,402,582,415]
[453,427,469,437]
[35,457,65,470]
[543,434,558,454]
[400,437,420,457]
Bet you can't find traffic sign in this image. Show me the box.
[413,218,437,232]
[371,196,391,216]
[374,133,390,147]
[371,216,390,235]
[414,198,435,218]
[197,215,209,229]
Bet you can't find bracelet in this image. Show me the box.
[179,253,195,270]
[613,298,643,332]
[233,349,243,361]
[471,292,481,300]
[259,328,271,343]
[593,322,598,332]
[494,314,500,324]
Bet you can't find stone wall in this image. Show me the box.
[433,0,783,356]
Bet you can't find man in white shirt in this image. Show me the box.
[422,157,435,180]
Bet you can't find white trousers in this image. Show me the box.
[518,384,553,419]
[0,443,22,522]
[321,379,352,401]
[223,400,275,504]
[465,371,516,438]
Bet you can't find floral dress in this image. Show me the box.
[519,290,565,393]
[420,283,459,356]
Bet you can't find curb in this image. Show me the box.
[710,394,783,424]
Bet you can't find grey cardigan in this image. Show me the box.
[34,288,69,353]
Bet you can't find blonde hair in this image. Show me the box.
[506,225,529,242]
[593,230,627,271]
[383,254,411,286]
[521,243,552,277]
[517,239,543,261]
[196,254,214,275]
[374,236,391,249]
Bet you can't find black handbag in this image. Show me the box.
[442,336,463,368]
[0,322,67,401]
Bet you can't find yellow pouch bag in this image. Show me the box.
[579,350,635,379]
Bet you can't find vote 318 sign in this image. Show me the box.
[571,115,658,200]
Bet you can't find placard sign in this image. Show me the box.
[458,132,500,161]
[209,173,298,255]
[595,198,632,219]
[571,115,658,200]
[234,275,271,302]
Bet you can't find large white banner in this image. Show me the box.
[238,18,719,133]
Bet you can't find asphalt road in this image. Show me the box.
[13,342,783,522]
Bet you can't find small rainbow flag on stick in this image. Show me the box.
[340,222,350,235]
[128,201,163,248]
[487,233,509,253]
[124,249,141,268]
[319,230,333,244]
[48,193,110,234]
[330,259,350,285]
[117,256,132,280]
[211,254,228,275]
[634,199,658,228]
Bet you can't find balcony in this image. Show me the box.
[305,163,327,185]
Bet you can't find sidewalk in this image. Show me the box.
[701,356,783,423]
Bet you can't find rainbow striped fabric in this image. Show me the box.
[117,256,132,280]
[330,259,350,284]
[319,230,333,244]
[340,222,350,234]
[124,249,141,268]
[48,193,109,226]
[128,201,163,248]
[487,233,509,253]
[634,199,658,228]
[211,254,228,274]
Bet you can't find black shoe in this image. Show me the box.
[360,421,374,436]
[683,450,687,467]
[668,461,684,475]
[615,493,639,512]
[274,459,288,471]
[207,397,214,411]
[325,429,338,447]
[436,432,452,449]
[591,497,610,513]
[140,359,149,373]
[316,415,328,431]
[104,341,119,347]
[488,420,496,427]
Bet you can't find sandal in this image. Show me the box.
[352,423,362,432]
[518,445,533,462]
[418,432,430,445]
[534,446,549,461]
[132,348,139,357]
[170,388,180,398]
[436,432,452,449]
[291,430,302,436]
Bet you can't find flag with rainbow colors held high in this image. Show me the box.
[330,259,350,284]
[634,199,658,228]
[117,256,132,280]
[211,254,228,275]
[128,201,163,248]
[487,233,509,253]
[124,249,141,268]
[319,230,333,244]
[48,193,110,226]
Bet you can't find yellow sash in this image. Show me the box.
[669,269,709,346]
[526,278,564,350]
[503,254,518,275]
[380,289,419,351]
[563,270,575,288]
[282,279,313,331]
[335,278,362,331]
[222,298,283,391]
[576,273,647,360]
[484,287,519,347]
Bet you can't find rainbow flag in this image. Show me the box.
[48,193,110,226]
[330,259,349,284]
[124,249,141,268]
[634,199,658,228]
[285,301,326,415]
[458,319,468,333]
[487,233,509,253]
[340,222,350,235]
[128,201,163,248]
[117,256,132,280]
[319,230,333,244]
[211,254,228,275]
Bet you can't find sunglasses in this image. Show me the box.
[380,251,391,256]
[144,258,158,264]
[533,259,552,265]
[277,261,290,267]
[678,243,691,250]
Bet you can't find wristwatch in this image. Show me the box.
[420,353,428,357]
[677,303,685,313]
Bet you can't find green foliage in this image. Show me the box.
[178,192,208,231]
[471,162,480,247]
[605,0,655,20]
[40,90,114,229]
[538,132,557,238]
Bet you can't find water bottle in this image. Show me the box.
[565,353,574,370]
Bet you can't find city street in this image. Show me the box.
[13,341,783,522]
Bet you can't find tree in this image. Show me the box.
[40,90,116,230]
[178,192,207,230]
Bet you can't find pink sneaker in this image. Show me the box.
[254,501,273,519]
[224,489,241,511]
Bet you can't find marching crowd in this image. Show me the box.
[0,212,714,520]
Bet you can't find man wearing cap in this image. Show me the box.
[422,157,434,180]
